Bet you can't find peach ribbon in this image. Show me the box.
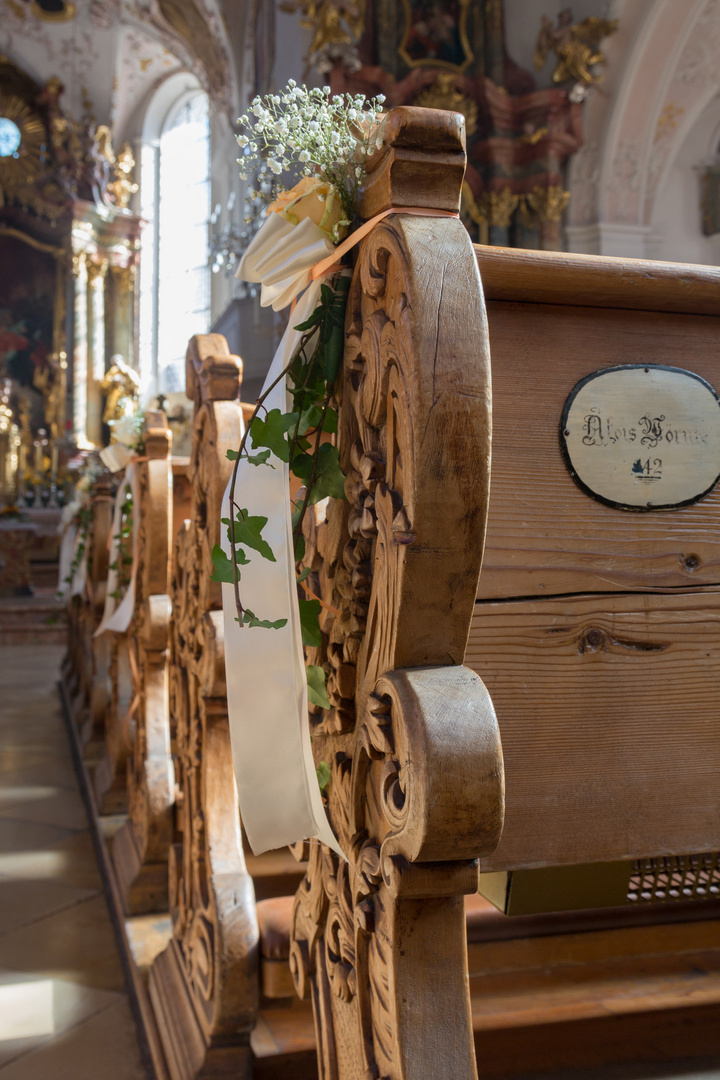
[311,205,460,282]
[290,206,460,314]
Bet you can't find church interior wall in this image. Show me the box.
[566,0,720,262]
[1,0,719,486]
[648,91,720,265]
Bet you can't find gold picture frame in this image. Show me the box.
[398,0,474,72]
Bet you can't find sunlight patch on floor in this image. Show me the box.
[0,980,54,1040]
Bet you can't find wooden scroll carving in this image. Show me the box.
[149,336,259,1080]
[290,108,505,1079]
[64,472,113,749]
[113,412,175,914]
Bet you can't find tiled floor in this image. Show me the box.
[0,644,148,1079]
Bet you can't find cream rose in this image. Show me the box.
[267,177,350,242]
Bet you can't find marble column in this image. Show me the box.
[87,259,108,447]
[109,263,136,368]
[72,252,89,447]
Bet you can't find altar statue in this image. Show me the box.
[100,356,140,424]
[534,9,618,88]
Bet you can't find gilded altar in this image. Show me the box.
[0,57,141,502]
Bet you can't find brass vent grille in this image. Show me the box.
[628,853,720,903]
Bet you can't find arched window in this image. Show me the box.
[138,77,211,397]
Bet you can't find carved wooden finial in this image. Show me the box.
[357,106,467,220]
[143,409,172,460]
[185,333,243,407]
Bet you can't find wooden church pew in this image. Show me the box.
[60,353,310,1079]
[461,243,720,1075]
[93,499,134,815]
[276,107,720,1079]
[147,334,311,1080]
[63,469,113,753]
[286,106,503,1079]
[93,415,190,834]
[62,105,720,1079]
[111,411,190,914]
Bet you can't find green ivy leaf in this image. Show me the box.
[226,448,239,461]
[298,404,323,434]
[316,760,331,791]
[323,323,344,383]
[210,543,246,584]
[290,451,314,483]
[295,535,306,564]
[247,449,274,468]
[308,443,346,503]
[296,566,311,584]
[299,598,322,647]
[322,408,338,435]
[293,309,324,332]
[243,608,288,630]
[307,665,330,709]
[319,282,334,308]
[223,511,276,562]
[249,409,298,463]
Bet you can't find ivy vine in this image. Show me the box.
[210,271,350,724]
[62,505,92,593]
[109,488,134,602]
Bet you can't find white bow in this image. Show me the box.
[237,213,335,311]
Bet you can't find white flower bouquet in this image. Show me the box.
[236,81,385,232]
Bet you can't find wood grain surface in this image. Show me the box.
[478,301,720,599]
[466,590,720,871]
[475,245,720,315]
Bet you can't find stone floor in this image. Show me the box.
[0,644,148,1079]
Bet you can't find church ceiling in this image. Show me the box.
[0,0,237,140]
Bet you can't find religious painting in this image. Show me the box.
[398,0,473,71]
[0,230,64,434]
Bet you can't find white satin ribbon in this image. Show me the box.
[100,442,134,474]
[221,215,342,856]
[94,463,139,636]
[238,214,335,312]
[70,537,87,599]
[57,520,79,599]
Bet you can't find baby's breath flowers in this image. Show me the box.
[236,81,386,222]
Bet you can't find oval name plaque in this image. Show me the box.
[560,365,720,511]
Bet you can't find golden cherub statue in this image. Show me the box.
[106,143,139,210]
[100,356,140,425]
[280,0,365,69]
[534,8,618,87]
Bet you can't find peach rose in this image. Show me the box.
[267,177,349,242]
